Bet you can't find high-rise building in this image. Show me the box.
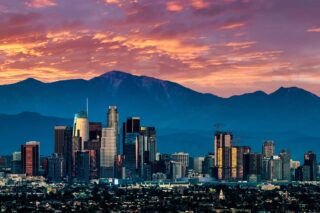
[75,151,90,182]
[193,157,205,174]
[170,161,183,179]
[304,151,317,181]
[268,155,282,180]
[47,153,65,182]
[236,146,251,179]
[214,132,233,180]
[21,141,40,176]
[89,122,102,141]
[54,126,67,155]
[70,136,81,177]
[262,141,275,158]
[73,111,89,150]
[54,126,73,178]
[123,132,140,178]
[279,150,291,181]
[99,106,120,178]
[123,117,141,179]
[171,152,189,177]
[12,151,22,174]
[243,153,262,181]
[202,153,214,177]
[100,127,117,178]
[138,127,157,177]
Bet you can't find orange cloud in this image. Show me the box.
[220,23,245,30]
[26,0,56,8]
[167,1,184,12]
[190,0,208,9]
[307,27,320,33]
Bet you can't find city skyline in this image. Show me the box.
[0,0,320,97]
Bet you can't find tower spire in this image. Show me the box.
[86,97,89,117]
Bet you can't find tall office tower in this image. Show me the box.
[84,139,101,177]
[123,117,140,151]
[75,151,90,182]
[107,106,120,155]
[262,140,275,158]
[268,155,282,180]
[107,106,119,128]
[21,141,40,176]
[231,147,238,179]
[47,153,65,182]
[262,157,270,180]
[193,157,205,174]
[202,153,214,176]
[12,151,22,174]
[71,136,81,177]
[87,150,98,179]
[171,152,189,168]
[279,150,291,180]
[243,153,262,181]
[54,126,67,155]
[170,161,183,179]
[73,111,89,150]
[123,117,141,179]
[123,132,140,178]
[140,127,157,162]
[214,132,233,180]
[100,127,117,178]
[304,151,317,181]
[138,126,157,178]
[89,122,102,141]
[171,152,189,177]
[236,146,251,179]
[54,126,73,178]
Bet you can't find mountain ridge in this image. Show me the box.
[0,70,319,159]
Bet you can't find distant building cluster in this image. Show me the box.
[0,107,318,183]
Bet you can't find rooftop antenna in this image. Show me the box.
[86,97,89,117]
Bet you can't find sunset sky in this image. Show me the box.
[0,0,320,97]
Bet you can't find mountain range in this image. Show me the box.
[0,71,319,160]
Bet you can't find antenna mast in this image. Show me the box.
[86,97,89,117]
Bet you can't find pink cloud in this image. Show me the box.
[26,0,56,8]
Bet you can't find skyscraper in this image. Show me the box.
[262,140,275,158]
[100,106,120,178]
[89,122,102,141]
[171,152,189,177]
[107,106,120,155]
[202,153,214,177]
[123,117,141,179]
[193,157,205,174]
[47,153,65,182]
[214,132,233,180]
[304,151,317,181]
[71,136,81,177]
[21,141,40,176]
[268,155,282,180]
[73,111,89,150]
[243,153,262,181]
[54,126,67,155]
[12,151,22,174]
[54,126,73,177]
[100,127,117,178]
[75,151,90,183]
[236,146,251,179]
[279,149,291,181]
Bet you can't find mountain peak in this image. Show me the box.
[271,86,318,97]
[17,78,43,85]
[96,70,135,79]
